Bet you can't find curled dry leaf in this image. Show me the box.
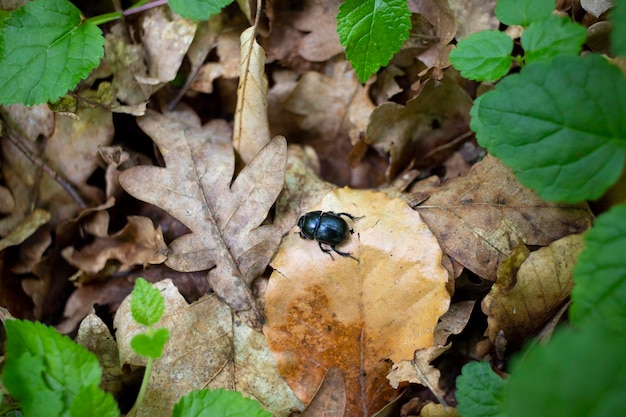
[264,188,450,416]
[61,215,168,276]
[119,111,287,318]
[417,155,593,281]
[233,26,271,163]
[114,279,303,417]
[482,234,585,348]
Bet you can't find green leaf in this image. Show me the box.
[168,0,233,21]
[0,0,104,105]
[131,277,165,326]
[337,0,411,83]
[456,362,505,417]
[449,30,513,82]
[504,325,626,417]
[522,15,587,64]
[495,0,555,26]
[2,353,64,417]
[471,54,626,203]
[2,320,103,416]
[570,203,626,331]
[131,328,170,358]
[69,385,119,417]
[612,0,626,56]
[172,388,272,417]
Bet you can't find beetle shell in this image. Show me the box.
[297,211,358,260]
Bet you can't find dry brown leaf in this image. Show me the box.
[482,234,585,348]
[264,188,450,416]
[293,0,343,62]
[233,26,271,162]
[408,0,457,68]
[114,279,303,417]
[417,155,593,281]
[448,0,498,40]
[282,61,374,185]
[76,314,123,396]
[61,216,168,276]
[140,7,196,84]
[366,74,473,179]
[300,367,346,417]
[119,111,286,320]
[0,209,50,251]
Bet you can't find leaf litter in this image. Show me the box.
[0,0,601,416]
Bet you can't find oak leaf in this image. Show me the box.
[119,111,287,319]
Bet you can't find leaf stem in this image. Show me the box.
[127,356,154,417]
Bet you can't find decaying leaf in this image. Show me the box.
[417,155,593,281]
[264,188,450,416]
[300,367,346,417]
[119,111,287,319]
[114,279,303,417]
[0,209,50,251]
[482,234,585,348]
[233,26,271,163]
[61,215,168,276]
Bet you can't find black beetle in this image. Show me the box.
[297,211,359,260]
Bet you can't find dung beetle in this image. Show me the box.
[297,211,359,260]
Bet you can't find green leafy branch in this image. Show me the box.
[451,0,626,416]
[1,278,270,417]
[0,0,235,106]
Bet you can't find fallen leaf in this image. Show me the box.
[119,111,287,320]
[264,188,450,416]
[61,215,168,276]
[233,26,271,162]
[482,234,585,348]
[417,155,593,281]
[0,209,50,251]
[300,367,346,417]
[114,279,303,417]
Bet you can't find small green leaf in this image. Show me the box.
[449,30,513,81]
[69,385,119,417]
[612,0,626,56]
[0,0,104,105]
[522,15,587,64]
[471,54,626,203]
[172,388,272,417]
[504,325,626,417]
[337,0,411,83]
[168,0,233,21]
[456,362,505,417]
[495,0,555,26]
[131,328,170,358]
[570,203,626,331]
[131,277,165,326]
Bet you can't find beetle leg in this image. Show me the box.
[318,241,335,260]
[330,245,359,261]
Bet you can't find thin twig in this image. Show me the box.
[1,116,87,209]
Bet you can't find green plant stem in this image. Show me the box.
[127,356,154,417]
[87,11,123,26]
[86,0,168,26]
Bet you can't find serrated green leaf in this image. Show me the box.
[456,362,505,417]
[131,277,165,326]
[495,0,555,26]
[3,320,103,416]
[172,388,272,417]
[0,0,104,105]
[504,325,626,417]
[168,0,233,21]
[449,30,513,82]
[337,0,411,83]
[570,203,626,331]
[69,384,119,417]
[471,54,626,203]
[131,328,170,358]
[522,15,587,63]
[2,352,65,417]
[612,0,626,55]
